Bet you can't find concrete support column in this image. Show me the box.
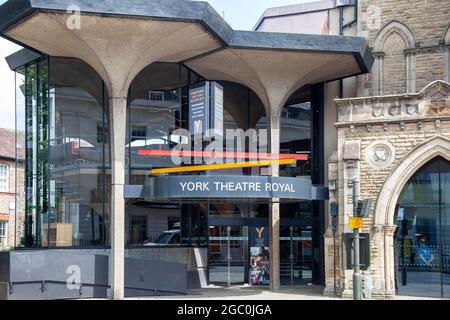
[383,225,397,297]
[109,96,127,300]
[269,114,281,291]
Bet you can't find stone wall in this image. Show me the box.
[357,0,450,96]
[325,80,450,298]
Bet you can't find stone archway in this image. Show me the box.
[372,20,418,95]
[373,136,450,296]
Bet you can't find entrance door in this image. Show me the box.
[395,157,450,298]
[280,225,313,285]
[208,226,248,285]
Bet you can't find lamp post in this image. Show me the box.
[352,178,362,300]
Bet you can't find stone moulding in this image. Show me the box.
[335,80,450,125]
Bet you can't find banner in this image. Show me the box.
[249,226,270,286]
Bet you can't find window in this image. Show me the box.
[0,165,8,192]
[395,156,450,298]
[0,222,7,248]
[149,91,164,102]
[130,215,147,244]
[131,126,147,142]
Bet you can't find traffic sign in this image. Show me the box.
[349,217,363,229]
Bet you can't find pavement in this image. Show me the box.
[128,285,447,300]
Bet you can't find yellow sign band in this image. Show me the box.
[150,158,296,175]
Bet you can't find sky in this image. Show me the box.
[0,0,315,130]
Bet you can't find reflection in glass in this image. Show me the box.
[280,225,313,284]
[17,56,111,248]
[395,156,450,298]
[25,63,38,246]
[208,226,248,285]
[15,68,26,247]
[280,86,312,178]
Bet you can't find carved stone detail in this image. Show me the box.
[366,140,396,169]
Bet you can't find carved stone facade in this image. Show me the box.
[327,81,450,297]
[357,0,450,97]
[321,0,450,299]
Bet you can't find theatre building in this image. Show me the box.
[0,0,374,300]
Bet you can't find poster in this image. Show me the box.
[249,227,270,286]
[189,81,223,137]
[210,82,224,138]
[189,82,210,136]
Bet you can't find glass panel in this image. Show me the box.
[208,226,247,285]
[396,205,442,297]
[280,86,312,177]
[180,203,208,247]
[398,173,440,206]
[395,157,450,298]
[15,67,26,248]
[280,226,313,285]
[37,59,49,248]
[209,203,247,219]
[130,215,147,244]
[47,57,110,247]
[442,205,450,298]
[25,63,38,246]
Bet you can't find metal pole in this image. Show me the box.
[353,178,361,300]
[290,226,294,285]
[227,226,231,287]
[333,229,337,296]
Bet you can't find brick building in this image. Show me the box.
[0,128,24,250]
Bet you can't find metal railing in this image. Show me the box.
[7,280,187,298]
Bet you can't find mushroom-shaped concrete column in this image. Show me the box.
[0,0,224,299]
[187,31,372,289]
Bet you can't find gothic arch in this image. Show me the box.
[441,23,450,45]
[373,20,417,52]
[442,23,450,82]
[374,136,450,227]
[372,20,418,95]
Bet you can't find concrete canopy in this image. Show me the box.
[1,0,373,100]
[0,0,374,298]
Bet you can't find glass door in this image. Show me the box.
[208,226,248,285]
[280,226,313,285]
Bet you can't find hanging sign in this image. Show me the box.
[189,82,210,136]
[189,81,223,137]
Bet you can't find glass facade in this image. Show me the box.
[14,57,323,286]
[16,57,111,248]
[395,156,450,298]
[280,86,312,178]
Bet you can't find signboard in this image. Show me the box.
[348,217,363,229]
[189,81,223,137]
[249,227,270,286]
[189,82,210,136]
[143,175,329,201]
[210,82,224,137]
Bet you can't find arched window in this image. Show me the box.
[395,156,450,298]
[382,32,407,94]
[373,21,417,95]
[443,24,450,82]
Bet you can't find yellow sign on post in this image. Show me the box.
[349,217,363,229]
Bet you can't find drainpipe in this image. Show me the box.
[339,0,358,99]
